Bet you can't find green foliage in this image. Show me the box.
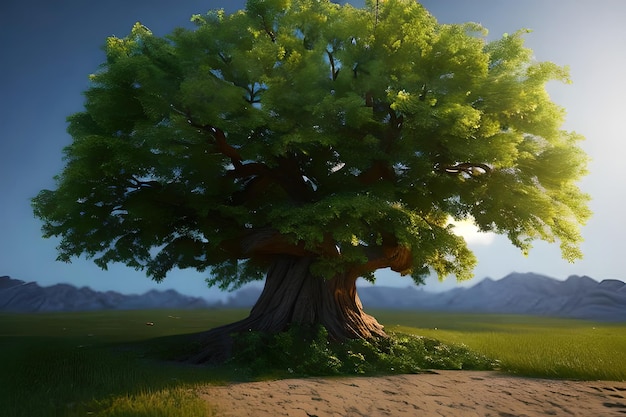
[33,0,590,288]
[229,323,496,376]
[230,324,343,375]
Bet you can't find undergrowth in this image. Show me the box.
[229,324,498,377]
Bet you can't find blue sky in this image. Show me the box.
[1,1,624,300]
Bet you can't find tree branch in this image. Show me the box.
[260,15,276,42]
[438,162,491,177]
[171,105,244,169]
[348,234,413,280]
[326,49,340,80]
[241,228,309,257]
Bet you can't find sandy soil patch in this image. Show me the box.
[196,370,626,416]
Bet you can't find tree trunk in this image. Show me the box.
[185,256,387,364]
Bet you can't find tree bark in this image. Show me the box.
[184,256,387,364]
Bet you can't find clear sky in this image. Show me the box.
[1,1,624,300]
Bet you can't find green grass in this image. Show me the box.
[1,309,624,416]
[371,310,626,381]
[0,309,248,417]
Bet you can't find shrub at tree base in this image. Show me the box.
[32,0,590,363]
[229,324,498,376]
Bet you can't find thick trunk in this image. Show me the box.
[185,256,386,364]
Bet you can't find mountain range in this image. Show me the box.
[0,276,209,312]
[357,273,626,322]
[1,273,625,321]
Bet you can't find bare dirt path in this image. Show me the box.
[196,370,626,416]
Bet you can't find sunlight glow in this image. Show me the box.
[448,217,496,246]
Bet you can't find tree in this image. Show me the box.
[33,0,590,363]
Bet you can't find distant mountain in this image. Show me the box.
[0,276,209,312]
[357,273,626,322]
[2,273,625,322]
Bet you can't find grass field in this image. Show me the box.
[1,309,624,416]
[372,310,626,381]
[0,309,248,417]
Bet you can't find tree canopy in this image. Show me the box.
[33,0,590,292]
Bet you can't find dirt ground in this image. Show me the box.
[196,370,626,416]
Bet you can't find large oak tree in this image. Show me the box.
[33,0,590,363]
